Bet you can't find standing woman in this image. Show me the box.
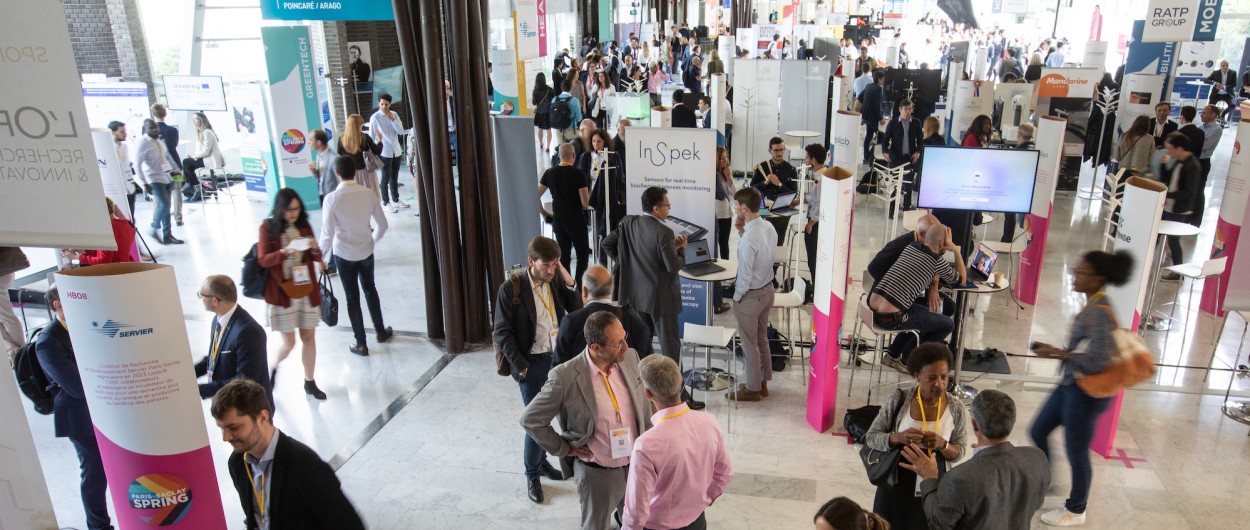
[589,70,615,129]
[583,129,626,262]
[182,112,225,188]
[713,146,736,259]
[1114,115,1154,173]
[865,343,969,530]
[337,114,382,199]
[962,114,992,147]
[568,65,588,116]
[1025,53,1044,82]
[257,188,327,400]
[532,72,554,152]
[1030,250,1134,527]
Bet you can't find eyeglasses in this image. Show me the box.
[196,292,216,300]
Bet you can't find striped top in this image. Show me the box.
[871,242,960,311]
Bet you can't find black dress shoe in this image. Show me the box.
[376,326,394,343]
[164,235,184,245]
[304,380,327,400]
[540,461,565,481]
[349,344,369,356]
[527,477,544,503]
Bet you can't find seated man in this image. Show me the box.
[865,214,954,317]
[868,224,965,372]
[749,136,798,202]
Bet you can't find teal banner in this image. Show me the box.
[261,26,322,209]
[260,0,393,21]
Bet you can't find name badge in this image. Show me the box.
[610,428,632,460]
[292,265,311,285]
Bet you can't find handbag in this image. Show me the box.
[318,271,338,327]
[363,150,383,173]
[858,388,908,488]
[1076,305,1157,398]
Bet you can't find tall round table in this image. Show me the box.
[950,277,1010,401]
[1142,220,1202,331]
[680,260,738,391]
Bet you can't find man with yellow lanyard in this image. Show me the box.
[212,379,364,530]
[623,356,732,530]
[193,275,271,408]
[521,311,652,530]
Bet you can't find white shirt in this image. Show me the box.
[734,217,778,301]
[368,110,403,158]
[114,139,136,192]
[530,281,556,356]
[319,181,389,261]
[853,74,873,97]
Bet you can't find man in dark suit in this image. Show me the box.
[901,389,1049,530]
[520,311,652,530]
[880,98,923,209]
[212,379,364,530]
[858,70,885,164]
[1177,105,1205,157]
[492,236,581,503]
[670,89,697,128]
[554,265,652,365]
[194,275,272,406]
[35,285,113,530]
[1150,101,1178,149]
[1207,60,1237,119]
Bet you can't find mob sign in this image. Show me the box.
[624,127,717,332]
[1142,0,1223,42]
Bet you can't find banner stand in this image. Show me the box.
[806,165,854,432]
[1094,176,1168,456]
[1200,116,1250,316]
[1016,116,1067,304]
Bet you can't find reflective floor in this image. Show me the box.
[21,122,1250,529]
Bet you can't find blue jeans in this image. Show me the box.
[149,181,173,236]
[334,255,385,346]
[1029,382,1112,514]
[70,435,113,530]
[518,353,553,479]
[873,303,954,361]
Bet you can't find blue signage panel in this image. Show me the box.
[260,0,394,21]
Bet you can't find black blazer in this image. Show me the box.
[1178,124,1205,156]
[157,121,181,163]
[671,104,697,128]
[492,270,582,380]
[584,152,627,231]
[227,431,365,530]
[195,307,272,405]
[34,320,92,439]
[554,301,653,364]
[858,83,884,123]
[1150,118,1178,149]
[1207,68,1237,93]
[881,117,923,164]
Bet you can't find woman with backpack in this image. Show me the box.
[257,188,327,400]
[337,114,383,199]
[532,72,555,152]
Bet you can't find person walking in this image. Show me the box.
[151,103,188,224]
[370,93,408,213]
[1030,250,1134,527]
[134,118,184,245]
[336,114,383,198]
[532,72,555,152]
[258,188,326,400]
[320,156,393,356]
[539,144,591,286]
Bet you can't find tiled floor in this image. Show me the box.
[19,122,1250,529]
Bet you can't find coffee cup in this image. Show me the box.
[993,271,1005,285]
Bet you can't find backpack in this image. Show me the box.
[549,94,574,130]
[12,326,59,415]
[768,324,790,371]
[241,243,268,300]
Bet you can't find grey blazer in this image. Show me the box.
[865,383,969,462]
[520,347,653,457]
[917,442,1050,530]
[601,214,685,316]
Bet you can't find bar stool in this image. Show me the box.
[1161,256,1227,378]
[681,323,740,427]
[770,277,807,384]
[846,270,920,405]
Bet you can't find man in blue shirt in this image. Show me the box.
[730,187,778,402]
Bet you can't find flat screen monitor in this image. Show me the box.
[162,75,226,111]
[917,146,1039,214]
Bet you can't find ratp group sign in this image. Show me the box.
[1142,0,1222,42]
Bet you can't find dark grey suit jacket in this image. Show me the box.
[602,214,685,316]
[519,348,652,457]
[918,442,1050,530]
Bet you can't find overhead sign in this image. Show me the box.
[1142,0,1223,42]
[1036,68,1100,98]
[515,0,541,61]
[259,0,393,21]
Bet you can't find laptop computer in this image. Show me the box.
[966,242,998,284]
[767,191,801,216]
[682,239,725,276]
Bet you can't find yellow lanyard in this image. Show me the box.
[1085,291,1106,310]
[917,391,943,455]
[657,406,691,422]
[535,283,555,322]
[599,371,623,424]
[243,455,267,525]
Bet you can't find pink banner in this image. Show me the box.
[1014,208,1051,304]
[1201,221,1240,316]
[1199,122,1248,315]
[98,429,225,527]
[807,296,845,432]
[537,0,547,57]
[806,164,856,432]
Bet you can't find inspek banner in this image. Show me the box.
[624,127,717,331]
[1142,0,1222,42]
[55,263,227,529]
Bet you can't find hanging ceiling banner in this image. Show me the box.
[1142,0,1222,43]
[259,0,394,21]
[516,0,542,61]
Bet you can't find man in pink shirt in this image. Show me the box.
[623,356,733,530]
[521,311,652,529]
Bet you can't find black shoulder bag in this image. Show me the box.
[859,388,909,488]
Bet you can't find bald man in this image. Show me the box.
[553,265,653,365]
[866,214,954,317]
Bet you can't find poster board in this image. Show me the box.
[1036,68,1100,146]
[730,59,783,171]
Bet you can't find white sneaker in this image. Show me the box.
[396,200,410,208]
[1040,507,1086,526]
[387,204,399,213]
